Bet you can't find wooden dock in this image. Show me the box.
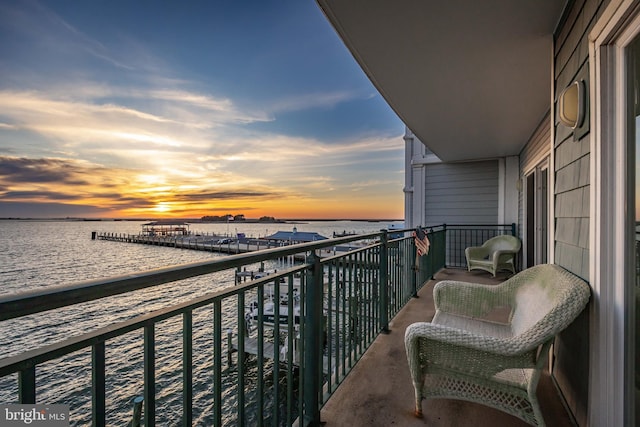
[94,232,277,255]
[228,335,334,374]
[229,337,278,362]
[93,231,351,261]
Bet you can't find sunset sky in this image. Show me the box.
[0,1,404,220]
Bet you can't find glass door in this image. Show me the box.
[627,33,640,427]
[524,161,549,268]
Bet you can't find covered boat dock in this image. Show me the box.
[141,221,190,236]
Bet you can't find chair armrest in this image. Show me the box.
[405,322,537,360]
[404,322,538,386]
[491,248,517,259]
[490,249,517,266]
[465,246,489,259]
[433,280,511,318]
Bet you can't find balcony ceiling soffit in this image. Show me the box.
[317,0,565,162]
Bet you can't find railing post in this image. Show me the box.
[144,323,155,427]
[92,341,106,427]
[303,251,323,426]
[411,230,419,297]
[18,366,35,404]
[428,228,435,280]
[443,224,447,268]
[379,230,389,333]
[182,311,192,426]
[511,222,517,236]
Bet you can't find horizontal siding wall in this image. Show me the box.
[424,161,498,226]
[553,0,609,425]
[521,112,552,172]
[519,112,552,240]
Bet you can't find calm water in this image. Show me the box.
[0,219,400,426]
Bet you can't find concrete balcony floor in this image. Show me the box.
[320,269,575,427]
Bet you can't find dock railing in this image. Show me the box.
[0,224,507,426]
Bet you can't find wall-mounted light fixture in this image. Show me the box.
[558,80,585,129]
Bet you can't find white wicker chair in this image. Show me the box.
[404,264,591,426]
[465,235,521,276]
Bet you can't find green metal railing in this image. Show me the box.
[0,225,450,426]
[443,223,518,269]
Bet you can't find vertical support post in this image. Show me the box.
[227,330,233,368]
[182,311,193,427]
[257,287,265,425]
[213,301,223,426]
[131,396,144,427]
[443,224,447,268]
[18,366,36,404]
[144,323,155,427]
[379,230,389,333]
[92,341,106,427]
[236,293,245,426]
[302,251,323,426]
[411,231,419,298]
[511,222,517,237]
[429,228,435,280]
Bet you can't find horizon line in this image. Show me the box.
[0,217,405,222]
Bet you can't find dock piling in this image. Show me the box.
[227,329,233,367]
[129,396,143,427]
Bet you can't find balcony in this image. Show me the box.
[320,268,574,427]
[0,224,549,426]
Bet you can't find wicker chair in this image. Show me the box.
[404,264,591,426]
[465,235,521,276]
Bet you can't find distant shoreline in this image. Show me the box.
[0,217,404,222]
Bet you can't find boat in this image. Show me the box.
[333,230,357,237]
[387,222,405,239]
[245,282,302,328]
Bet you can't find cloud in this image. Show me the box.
[4,190,87,200]
[170,190,281,202]
[269,90,362,113]
[0,201,113,218]
[0,87,265,133]
[0,156,300,216]
[0,157,91,184]
[0,0,134,71]
[212,133,404,178]
[0,1,405,219]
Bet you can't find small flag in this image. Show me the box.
[414,229,430,256]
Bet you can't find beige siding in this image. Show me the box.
[424,161,498,226]
[521,112,551,171]
[553,0,609,424]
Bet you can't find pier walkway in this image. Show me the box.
[95,231,362,260]
[96,232,278,255]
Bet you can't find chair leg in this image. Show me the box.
[529,393,546,427]
[414,389,423,418]
[414,405,423,418]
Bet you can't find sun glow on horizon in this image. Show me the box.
[153,202,172,213]
[0,1,405,221]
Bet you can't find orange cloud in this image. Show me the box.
[0,156,403,219]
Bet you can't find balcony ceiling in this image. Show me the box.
[317,0,565,162]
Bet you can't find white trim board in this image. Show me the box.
[589,1,640,425]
